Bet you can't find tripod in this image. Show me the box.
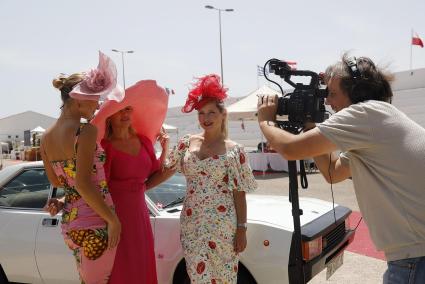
[277,122,308,284]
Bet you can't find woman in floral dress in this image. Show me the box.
[41,52,123,284]
[148,74,257,283]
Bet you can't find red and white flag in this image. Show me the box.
[412,32,424,48]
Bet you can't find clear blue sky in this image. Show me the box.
[1,0,424,118]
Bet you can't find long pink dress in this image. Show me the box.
[101,135,159,284]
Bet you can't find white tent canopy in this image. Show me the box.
[31,126,46,133]
[163,123,178,133]
[227,85,281,121]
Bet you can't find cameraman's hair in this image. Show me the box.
[325,53,394,104]
[52,73,85,107]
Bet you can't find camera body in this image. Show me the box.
[267,59,328,127]
[277,88,327,126]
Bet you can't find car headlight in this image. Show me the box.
[302,236,323,261]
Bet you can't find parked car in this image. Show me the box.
[0,162,354,284]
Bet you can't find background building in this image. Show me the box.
[0,111,57,147]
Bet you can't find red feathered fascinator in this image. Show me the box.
[182,74,228,113]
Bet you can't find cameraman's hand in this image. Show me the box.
[303,122,316,132]
[257,94,278,123]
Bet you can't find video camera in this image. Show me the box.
[265,59,328,132]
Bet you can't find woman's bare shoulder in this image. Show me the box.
[188,133,203,143]
[225,139,239,149]
[189,133,203,139]
[77,124,97,143]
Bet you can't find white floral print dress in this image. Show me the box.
[167,135,257,284]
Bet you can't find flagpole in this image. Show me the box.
[410,28,413,72]
[257,65,259,88]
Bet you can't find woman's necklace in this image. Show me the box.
[202,139,221,149]
[201,137,226,157]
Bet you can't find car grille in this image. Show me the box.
[323,222,346,251]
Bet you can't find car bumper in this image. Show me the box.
[304,227,355,281]
[288,205,356,283]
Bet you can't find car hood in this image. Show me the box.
[246,194,337,231]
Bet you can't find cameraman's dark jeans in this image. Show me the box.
[383,256,425,284]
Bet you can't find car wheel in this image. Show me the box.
[173,261,256,284]
[175,274,190,284]
[173,260,190,284]
[237,263,257,284]
[0,265,9,283]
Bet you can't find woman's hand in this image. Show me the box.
[107,215,121,249]
[234,228,247,254]
[158,127,170,168]
[158,127,170,152]
[43,198,64,216]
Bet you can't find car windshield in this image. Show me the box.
[0,165,21,187]
[146,173,187,210]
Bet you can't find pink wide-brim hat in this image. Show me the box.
[91,80,169,143]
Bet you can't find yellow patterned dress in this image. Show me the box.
[50,124,116,284]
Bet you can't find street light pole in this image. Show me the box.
[218,9,223,86]
[205,5,234,86]
[111,49,134,91]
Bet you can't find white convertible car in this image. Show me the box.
[0,162,354,284]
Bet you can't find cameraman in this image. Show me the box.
[257,55,425,283]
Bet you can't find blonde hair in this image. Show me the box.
[52,73,85,107]
[216,100,228,139]
[104,118,137,139]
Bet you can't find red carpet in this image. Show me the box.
[346,211,386,260]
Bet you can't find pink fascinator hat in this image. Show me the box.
[69,51,124,102]
[91,80,169,144]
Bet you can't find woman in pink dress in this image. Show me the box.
[41,52,123,284]
[91,80,169,284]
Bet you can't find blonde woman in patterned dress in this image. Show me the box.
[147,74,257,283]
[41,52,123,283]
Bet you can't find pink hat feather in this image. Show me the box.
[69,51,124,102]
